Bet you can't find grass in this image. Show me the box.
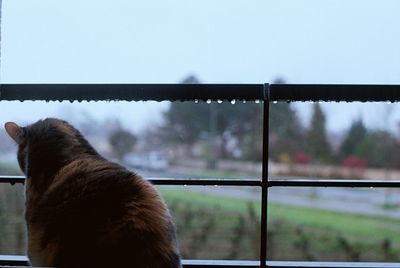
[269,204,400,238]
[160,188,256,213]
[160,187,400,261]
[160,188,400,242]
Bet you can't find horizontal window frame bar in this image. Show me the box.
[3,176,400,188]
[0,255,29,266]
[269,84,400,102]
[0,176,261,186]
[183,259,258,267]
[0,176,26,185]
[149,178,262,186]
[1,256,399,268]
[0,84,265,102]
[269,179,400,188]
[267,261,400,268]
[1,84,400,102]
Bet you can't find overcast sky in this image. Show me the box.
[1,0,400,133]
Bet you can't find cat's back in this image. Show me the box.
[31,158,181,268]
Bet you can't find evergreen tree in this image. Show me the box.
[269,102,304,161]
[355,130,400,169]
[307,103,332,164]
[339,119,367,159]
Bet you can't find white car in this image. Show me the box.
[124,152,169,171]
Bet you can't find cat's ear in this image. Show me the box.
[5,122,24,144]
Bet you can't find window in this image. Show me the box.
[1,83,400,268]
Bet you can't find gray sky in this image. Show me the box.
[1,0,400,133]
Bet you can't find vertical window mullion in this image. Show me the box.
[260,84,270,268]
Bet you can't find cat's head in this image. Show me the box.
[4,118,97,180]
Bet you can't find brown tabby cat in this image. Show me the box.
[5,118,182,268]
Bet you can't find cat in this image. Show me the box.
[5,118,182,268]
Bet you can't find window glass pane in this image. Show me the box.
[269,101,400,180]
[0,184,26,255]
[159,186,260,260]
[0,184,261,260]
[1,101,262,179]
[0,100,262,259]
[268,187,400,262]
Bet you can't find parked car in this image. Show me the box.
[123,151,169,171]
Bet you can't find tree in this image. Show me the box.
[354,130,400,169]
[338,119,367,159]
[162,100,263,159]
[161,101,209,145]
[230,102,263,160]
[109,129,137,160]
[161,75,263,160]
[306,103,332,164]
[269,102,304,161]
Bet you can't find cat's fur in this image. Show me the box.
[5,118,182,268]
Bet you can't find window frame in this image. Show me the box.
[1,83,400,268]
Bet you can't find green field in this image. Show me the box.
[160,188,400,261]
